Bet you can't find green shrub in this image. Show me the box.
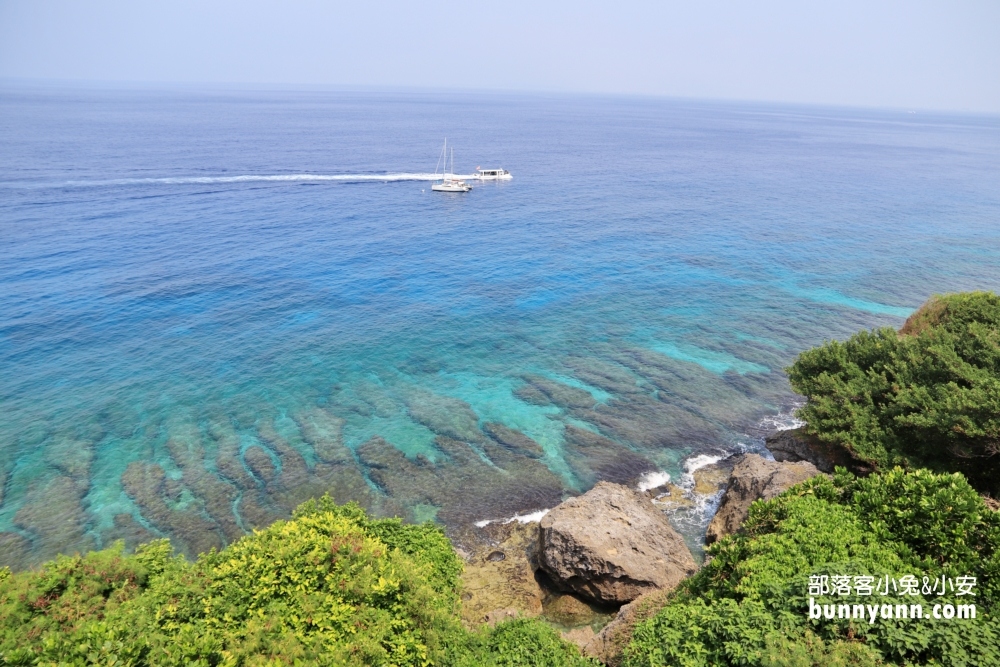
[623,469,1000,667]
[0,498,593,667]
[787,291,1000,495]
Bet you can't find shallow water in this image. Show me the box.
[2,86,999,567]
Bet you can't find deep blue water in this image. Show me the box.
[2,85,999,567]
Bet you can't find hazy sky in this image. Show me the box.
[1,0,998,112]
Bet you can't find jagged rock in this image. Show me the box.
[539,482,697,605]
[561,625,596,650]
[459,521,546,625]
[766,427,869,474]
[583,589,671,667]
[704,453,821,544]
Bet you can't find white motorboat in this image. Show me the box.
[431,139,472,193]
[474,167,512,181]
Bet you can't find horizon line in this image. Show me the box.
[2,76,999,120]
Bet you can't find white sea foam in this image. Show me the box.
[474,508,550,528]
[54,173,468,188]
[636,471,671,492]
[507,509,550,524]
[680,454,726,490]
[656,453,731,542]
[683,453,725,477]
[757,412,805,432]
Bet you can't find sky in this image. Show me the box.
[1,0,998,113]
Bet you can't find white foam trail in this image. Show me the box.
[55,173,475,188]
[474,508,550,528]
[636,471,671,492]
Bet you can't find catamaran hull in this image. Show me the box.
[431,183,472,192]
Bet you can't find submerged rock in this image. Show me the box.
[120,461,223,557]
[538,481,697,605]
[402,388,484,444]
[705,453,821,544]
[483,422,545,459]
[544,592,603,626]
[562,425,654,487]
[517,375,597,410]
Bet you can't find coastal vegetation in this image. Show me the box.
[622,467,1000,666]
[0,498,594,666]
[788,291,1000,495]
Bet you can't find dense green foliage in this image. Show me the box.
[0,497,594,667]
[623,468,1000,666]
[787,291,1000,494]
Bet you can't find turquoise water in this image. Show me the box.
[2,86,999,568]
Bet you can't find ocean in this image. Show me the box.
[2,85,999,568]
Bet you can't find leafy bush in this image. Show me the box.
[623,469,1000,667]
[0,497,594,667]
[787,291,1000,495]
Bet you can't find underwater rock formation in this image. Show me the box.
[482,422,545,459]
[210,419,257,490]
[0,532,32,571]
[164,429,243,542]
[358,431,566,527]
[120,461,223,557]
[13,475,93,562]
[291,410,379,510]
[560,356,646,396]
[562,425,653,487]
[103,513,158,550]
[539,482,697,605]
[402,388,485,444]
[516,375,597,410]
[243,445,277,484]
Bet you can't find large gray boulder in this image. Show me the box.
[538,481,697,605]
[705,453,821,545]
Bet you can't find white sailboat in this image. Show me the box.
[431,139,472,193]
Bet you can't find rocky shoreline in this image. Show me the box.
[458,427,829,664]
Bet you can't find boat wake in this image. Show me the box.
[5,173,483,189]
